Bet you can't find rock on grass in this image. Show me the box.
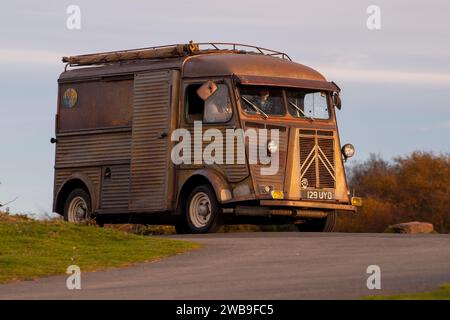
[385,221,434,234]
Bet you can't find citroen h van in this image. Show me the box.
[52,42,361,233]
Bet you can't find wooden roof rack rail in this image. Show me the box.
[62,41,292,67]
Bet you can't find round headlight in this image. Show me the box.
[267,140,278,154]
[341,143,355,159]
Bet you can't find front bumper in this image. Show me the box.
[223,199,358,218]
[260,199,357,213]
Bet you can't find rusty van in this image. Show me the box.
[52,42,361,233]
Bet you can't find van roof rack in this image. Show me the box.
[62,41,292,67]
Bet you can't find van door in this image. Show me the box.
[129,70,179,212]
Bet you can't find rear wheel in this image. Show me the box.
[177,185,222,234]
[64,188,92,223]
[296,211,337,232]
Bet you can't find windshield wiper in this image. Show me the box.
[241,96,268,119]
[289,101,314,121]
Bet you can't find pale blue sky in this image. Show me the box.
[1,0,449,214]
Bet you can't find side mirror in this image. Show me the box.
[332,92,342,110]
[197,80,218,101]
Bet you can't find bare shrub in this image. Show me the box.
[337,152,450,233]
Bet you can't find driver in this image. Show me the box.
[258,89,274,113]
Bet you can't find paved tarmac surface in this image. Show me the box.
[1,232,449,299]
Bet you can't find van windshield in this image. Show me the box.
[239,86,285,117]
[286,89,330,120]
[239,86,331,120]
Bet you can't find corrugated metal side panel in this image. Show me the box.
[245,125,288,194]
[54,167,101,205]
[184,127,249,183]
[221,129,250,182]
[222,163,249,183]
[129,70,171,211]
[100,165,130,210]
[55,131,131,168]
[55,167,101,191]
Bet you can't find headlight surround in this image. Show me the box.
[341,143,355,159]
[267,140,278,154]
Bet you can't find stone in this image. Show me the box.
[387,221,434,234]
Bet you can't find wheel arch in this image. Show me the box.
[54,173,96,215]
[176,170,232,214]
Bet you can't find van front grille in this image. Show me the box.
[299,130,335,189]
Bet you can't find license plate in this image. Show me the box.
[301,189,335,200]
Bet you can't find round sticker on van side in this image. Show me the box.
[63,88,78,108]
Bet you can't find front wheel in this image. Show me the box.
[177,185,222,234]
[296,211,337,232]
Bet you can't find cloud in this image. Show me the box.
[419,121,450,132]
[4,47,450,88]
[315,65,450,86]
[0,49,63,66]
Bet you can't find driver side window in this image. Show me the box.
[204,84,232,123]
[185,83,232,123]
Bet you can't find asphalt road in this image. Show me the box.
[1,232,449,299]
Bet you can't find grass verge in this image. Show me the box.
[365,284,450,300]
[0,213,199,284]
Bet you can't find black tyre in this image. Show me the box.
[63,188,92,223]
[174,223,188,235]
[178,185,222,234]
[296,211,337,232]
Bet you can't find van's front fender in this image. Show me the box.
[177,169,232,206]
